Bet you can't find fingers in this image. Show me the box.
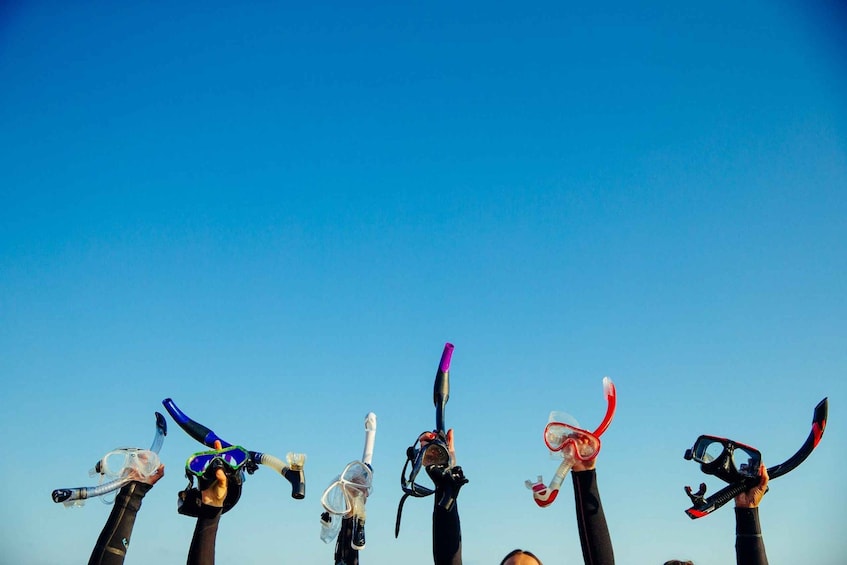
[215,468,227,486]
[447,428,457,466]
[418,431,436,446]
[149,464,166,485]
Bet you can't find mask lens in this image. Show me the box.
[545,423,580,451]
[102,452,127,475]
[220,447,249,468]
[322,480,351,514]
[732,446,761,477]
[341,461,373,490]
[693,438,726,464]
[341,461,365,481]
[571,433,601,460]
[421,443,449,467]
[102,449,143,476]
[187,453,213,476]
[545,423,600,459]
[187,447,250,476]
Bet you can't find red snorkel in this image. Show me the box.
[526,377,617,507]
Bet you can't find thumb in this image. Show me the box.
[215,468,227,486]
[446,429,457,465]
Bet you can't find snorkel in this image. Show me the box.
[162,398,306,515]
[395,343,468,537]
[683,397,828,519]
[52,412,167,507]
[526,377,616,508]
[320,412,377,554]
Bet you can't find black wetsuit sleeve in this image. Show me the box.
[88,481,153,565]
[735,508,768,565]
[572,469,615,565]
[334,517,360,565]
[186,504,223,565]
[432,498,462,565]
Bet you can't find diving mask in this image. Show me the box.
[321,460,374,516]
[90,448,161,480]
[178,445,251,516]
[544,419,602,461]
[684,435,762,483]
[186,445,251,479]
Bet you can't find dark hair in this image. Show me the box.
[500,549,543,565]
[664,561,695,565]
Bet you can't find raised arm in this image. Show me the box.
[430,429,466,565]
[734,465,769,565]
[571,462,614,565]
[186,441,229,565]
[88,465,165,565]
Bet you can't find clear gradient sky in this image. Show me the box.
[1,1,846,564]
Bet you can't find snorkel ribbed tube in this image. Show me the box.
[53,477,131,505]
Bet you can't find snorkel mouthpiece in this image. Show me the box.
[284,452,307,500]
[526,448,578,507]
[526,461,570,508]
[52,489,75,504]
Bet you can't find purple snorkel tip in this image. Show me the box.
[434,343,454,434]
[439,343,455,373]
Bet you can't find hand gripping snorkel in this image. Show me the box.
[395,343,468,537]
[320,412,377,555]
[683,397,828,519]
[52,412,167,507]
[525,377,616,508]
[162,398,306,515]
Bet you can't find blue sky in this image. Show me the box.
[1,1,845,563]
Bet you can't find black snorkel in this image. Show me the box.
[395,343,468,537]
[683,397,828,519]
[162,398,306,516]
